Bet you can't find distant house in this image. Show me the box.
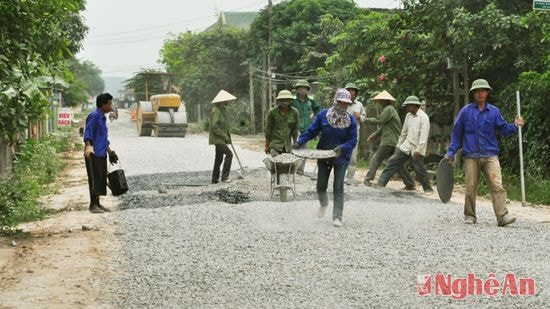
[205,11,258,31]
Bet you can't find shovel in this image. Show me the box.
[157,181,209,194]
[230,143,246,179]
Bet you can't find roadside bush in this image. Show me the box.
[0,132,71,234]
[225,98,251,135]
[499,68,550,180]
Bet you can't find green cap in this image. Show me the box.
[345,82,359,91]
[402,95,422,106]
[294,79,310,90]
[469,79,492,92]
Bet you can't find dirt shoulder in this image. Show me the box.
[233,134,550,223]
[0,152,118,308]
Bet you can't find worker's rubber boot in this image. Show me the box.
[89,204,104,214]
[497,214,516,227]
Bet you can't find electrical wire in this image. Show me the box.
[88,0,266,40]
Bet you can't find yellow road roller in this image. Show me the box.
[136,94,188,137]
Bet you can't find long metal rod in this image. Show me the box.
[516,91,526,207]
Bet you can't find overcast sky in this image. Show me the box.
[77,0,399,79]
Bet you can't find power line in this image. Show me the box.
[87,25,210,46]
[88,15,216,38]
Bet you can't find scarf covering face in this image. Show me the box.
[326,88,352,128]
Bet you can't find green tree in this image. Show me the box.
[248,0,358,76]
[0,0,87,142]
[324,1,549,119]
[69,59,105,96]
[123,69,172,102]
[62,59,105,107]
[160,28,249,121]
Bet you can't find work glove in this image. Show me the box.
[291,143,300,150]
[84,145,94,159]
[109,151,119,165]
[333,146,342,158]
[413,151,422,160]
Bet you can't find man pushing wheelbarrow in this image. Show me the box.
[263,90,302,202]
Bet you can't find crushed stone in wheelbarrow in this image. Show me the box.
[291,149,336,159]
[270,153,302,163]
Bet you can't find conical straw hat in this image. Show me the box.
[212,89,237,103]
[372,90,396,102]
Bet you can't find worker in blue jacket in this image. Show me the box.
[445,79,524,227]
[293,88,357,227]
[84,93,119,213]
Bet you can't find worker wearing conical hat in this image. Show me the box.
[209,90,236,184]
[362,90,402,187]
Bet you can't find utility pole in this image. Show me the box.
[249,63,255,134]
[267,0,273,110]
[145,77,148,101]
[261,53,267,132]
[451,60,469,120]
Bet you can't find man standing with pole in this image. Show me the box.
[444,79,525,226]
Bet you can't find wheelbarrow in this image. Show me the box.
[263,154,303,202]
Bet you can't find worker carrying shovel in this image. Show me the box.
[265,90,300,156]
[444,79,525,227]
[209,90,236,184]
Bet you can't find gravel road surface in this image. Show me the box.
[101,111,550,308]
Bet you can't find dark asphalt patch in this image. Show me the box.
[200,189,251,204]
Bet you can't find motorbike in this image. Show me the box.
[109,110,118,122]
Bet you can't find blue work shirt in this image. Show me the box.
[84,109,110,158]
[297,109,357,166]
[446,102,517,159]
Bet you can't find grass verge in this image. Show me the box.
[0,128,77,235]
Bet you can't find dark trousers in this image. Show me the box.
[378,149,433,191]
[365,145,396,181]
[85,155,107,205]
[212,144,233,183]
[317,159,347,220]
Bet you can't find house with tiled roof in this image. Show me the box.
[205,11,258,31]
